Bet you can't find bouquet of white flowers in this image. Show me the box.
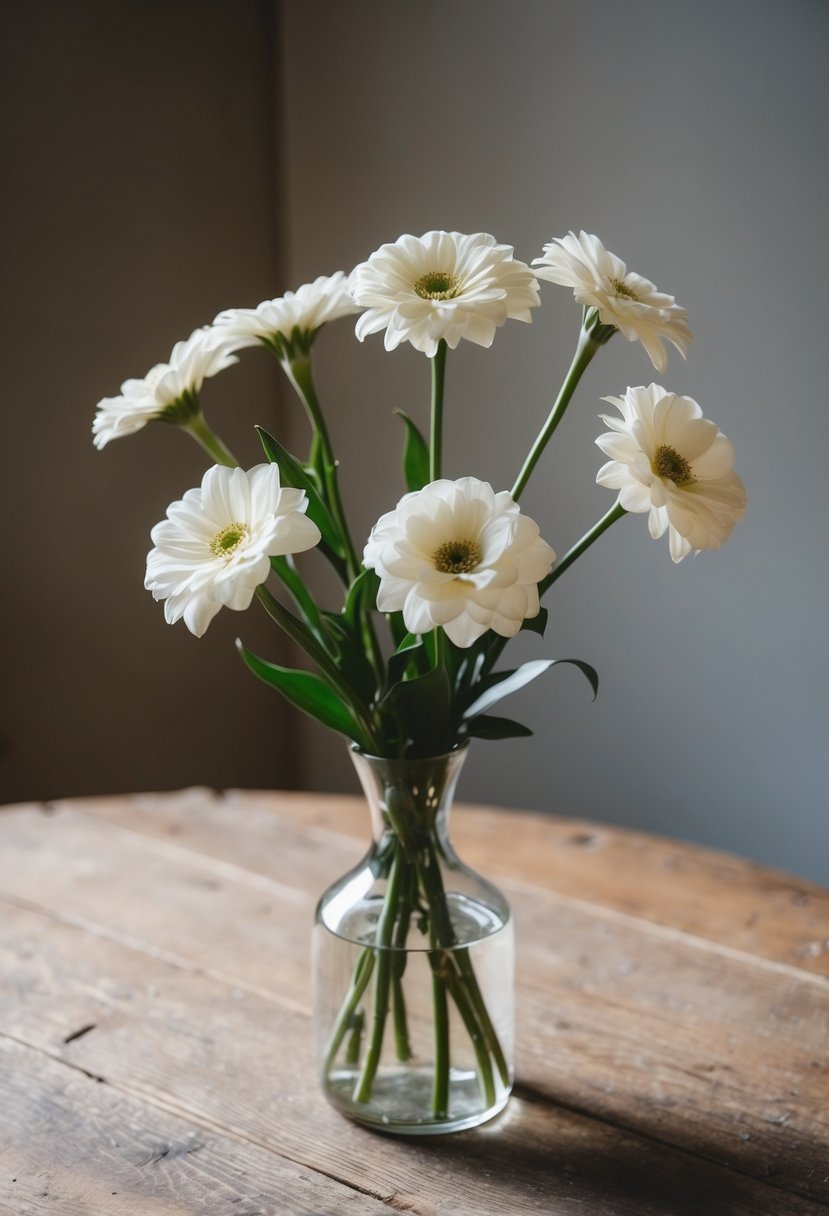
[93,228,745,1133]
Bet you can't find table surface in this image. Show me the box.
[1,788,827,1216]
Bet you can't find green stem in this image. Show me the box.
[431,959,450,1118]
[325,765,510,1115]
[255,584,379,751]
[441,960,496,1106]
[481,502,628,680]
[384,788,503,1108]
[284,356,386,703]
[418,834,508,1088]
[284,356,360,581]
[184,413,238,467]
[391,866,415,1061]
[511,324,601,501]
[429,339,448,482]
[270,555,325,640]
[353,848,405,1103]
[345,1009,365,1065]
[454,951,509,1087]
[323,947,375,1073]
[538,502,627,597]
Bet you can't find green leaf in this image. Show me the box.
[394,632,421,653]
[381,663,453,757]
[553,658,599,701]
[463,715,533,741]
[386,610,409,650]
[387,634,426,686]
[520,606,548,638]
[238,642,367,744]
[256,425,317,494]
[343,567,380,630]
[453,645,488,693]
[464,658,599,720]
[462,660,555,718]
[394,409,430,492]
[255,426,344,561]
[307,569,382,703]
[269,554,324,638]
[319,611,377,702]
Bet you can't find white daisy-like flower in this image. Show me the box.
[93,327,238,449]
[350,231,540,356]
[145,464,321,637]
[596,384,746,563]
[533,231,692,373]
[212,272,360,354]
[363,477,555,648]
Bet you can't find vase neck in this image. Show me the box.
[350,748,468,848]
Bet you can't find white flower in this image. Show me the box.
[596,384,746,563]
[145,464,321,636]
[93,327,237,449]
[212,272,360,354]
[350,231,540,356]
[533,231,692,372]
[363,477,555,648]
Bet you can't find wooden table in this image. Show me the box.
[1,788,827,1215]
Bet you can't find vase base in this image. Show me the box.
[323,1065,512,1135]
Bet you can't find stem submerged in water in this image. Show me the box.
[318,750,512,1127]
[328,838,508,1117]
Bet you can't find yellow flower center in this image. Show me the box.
[654,444,695,486]
[610,276,640,302]
[210,521,250,557]
[433,538,481,574]
[413,271,461,301]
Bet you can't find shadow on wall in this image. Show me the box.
[1,1,301,802]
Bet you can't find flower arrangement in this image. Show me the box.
[93,227,745,1129]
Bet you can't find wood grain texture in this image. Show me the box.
[1,902,825,1216]
[69,786,829,975]
[1,789,828,1215]
[0,1037,388,1216]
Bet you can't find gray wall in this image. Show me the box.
[4,1,827,884]
[279,0,829,882]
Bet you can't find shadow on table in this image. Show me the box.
[398,1081,803,1216]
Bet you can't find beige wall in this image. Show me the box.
[1,0,300,800]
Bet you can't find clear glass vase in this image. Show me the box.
[312,746,514,1135]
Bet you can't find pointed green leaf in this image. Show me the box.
[238,642,366,744]
[520,606,548,638]
[552,658,599,701]
[381,663,453,757]
[343,567,380,628]
[319,611,377,702]
[394,409,430,492]
[387,634,426,686]
[463,715,534,741]
[386,610,409,650]
[394,632,421,655]
[255,426,344,561]
[269,554,325,638]
[464,658,599,719]
[463,660,555,719]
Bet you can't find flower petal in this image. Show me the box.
[350,231,539,357]
[145,465,320,633]
[363,476,553,647]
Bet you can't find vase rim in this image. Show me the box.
[349,741,470,764]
